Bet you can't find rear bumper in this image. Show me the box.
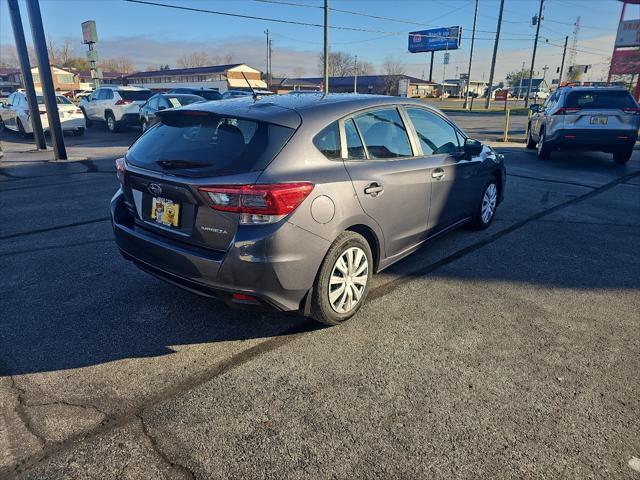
[24,116,85,133]
[111,190,329,311]
[547,128,638,151]
[117,113,141,126]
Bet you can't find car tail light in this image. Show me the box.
[115,99,133,105]
[623,107,640,115]
[74,109,82,114]
[554,107,581,115]
[115,157,127,186]
[199,183,314,225]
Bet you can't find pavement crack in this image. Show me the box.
[8,376,47,450]
[136,414,195,480]
[25,399,108,419]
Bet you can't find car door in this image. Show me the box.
[144,96,158,123]
[86,89,101,120]
[340,107,430,258]
[3,93,16,129]
[531,92,555,140]
[403,106,480,232]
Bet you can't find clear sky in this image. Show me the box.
[0,0,629,82]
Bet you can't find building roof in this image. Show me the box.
[77,70,132,79]
[126,64,244,79]
[272,77,322,88]
[293,74,435,87]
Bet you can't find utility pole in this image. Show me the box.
[26,0,66,160]
[268,38,272,88]
[428,51,434,83]
[7,0,46,150]
[323,0,329,95]
[517,61,525,101]
[354,54,358,93]
[485,0,505,109]
[558,35,568,86]
[463,0,478,110]
[264,29,269,86]
[525,0,544,107]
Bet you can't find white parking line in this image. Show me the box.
[629,456,640,473]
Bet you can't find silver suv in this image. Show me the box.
[80,86,153,133]
[111,94,506,325]
[526,86,639,163]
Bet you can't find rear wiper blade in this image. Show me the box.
[156,159,209,170]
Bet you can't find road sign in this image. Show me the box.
[443,53,450,65]
[495,90,508,101]
[615,19,640,47]
[81,20,98,44]
[408,27,462,53]
[611,49,640,74]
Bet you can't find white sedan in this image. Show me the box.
[0,91,86,137]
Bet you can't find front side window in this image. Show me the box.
[353,108,412,159]
[313,122,341,159]
[405,108,461,155]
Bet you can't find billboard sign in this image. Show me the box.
[615,19,640,47]
[82,20,98,44]
[610,49,640,74]
[408,27,462,53]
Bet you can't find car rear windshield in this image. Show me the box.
[36,95,72,105]
[199,91,222,100]
[119,90,153,101]
[126,113,295,177]
[565,90,637,110]
[164,95,203,107]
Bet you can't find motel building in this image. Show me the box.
[125,63,266,93]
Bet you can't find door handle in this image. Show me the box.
[431,168,445,180]
[364,182,384,197]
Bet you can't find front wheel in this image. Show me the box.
[470,179,498,230]
[311,231,373,326]
[613,148,632,164]
[526,124,536,149]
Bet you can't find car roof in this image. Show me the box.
[156,93,203,98]
[559,86,631,93]
[176,93,438,128]
[103,86,150,91]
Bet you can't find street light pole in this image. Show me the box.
[525,0,544,107]
[485,0,505,109]
[323,0,329,95]
[517,61,525,101]
[463,0,478,109]
[354,54,358,93]
[25,0,66,160]
[264,29,269,86]
[7,0,46,150]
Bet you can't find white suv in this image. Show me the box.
[80,86,153,133]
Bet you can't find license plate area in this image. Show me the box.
[590,116,608,125]
[151,197,181,228]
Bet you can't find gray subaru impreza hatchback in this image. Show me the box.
[111,94,505,325]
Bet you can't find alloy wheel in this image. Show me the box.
[328,246,369,314]
[107,116,115,132]
[481,183,497,224]
[537,131,544,155]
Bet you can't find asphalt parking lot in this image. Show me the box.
[1,118,639,479]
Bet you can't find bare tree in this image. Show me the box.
[381,57,405,95]
[292,66,306,78]
[176,52,210,68]
[356,60,373,76]
[100,57,135,73]
[318,51,357,77]
[58,39,75,67]
[0,45,19,67]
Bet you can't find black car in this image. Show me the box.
[139,93,204,131]
[168,88,222,101]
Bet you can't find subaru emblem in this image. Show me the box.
[148,183,162,196]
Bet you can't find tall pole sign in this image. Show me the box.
[82,20,101,88]
[608,0,640,100]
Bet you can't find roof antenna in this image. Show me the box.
[241,71,258,100]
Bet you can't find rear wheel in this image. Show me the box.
[0,116,5,132]
[75,127,85,136]
[311,231,372,326]
[537,128,552,160]
[526,124,536,149]
[106,112,119,133]
[613,148,632,164]
[17,118,31,139]
[470,179,498,230]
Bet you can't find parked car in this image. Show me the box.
[529,90,549,100]
[221,89,273,99]
[111,94,505,325]
[168,88,222,101]
[0,91,86,137]
[79,86,153,133]
[139,93,204,131]
[526,86,639,163]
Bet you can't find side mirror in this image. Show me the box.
[463,138,483,157]
[0,101,5,108]
[530,104,540,113]
[158,105,166,111]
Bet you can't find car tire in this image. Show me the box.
[75,127,85,136]
[141,118,148,132]
[17,118,32,139]
[613,148,632,164]
[106,112,120,133]
[80,108,92,127]
[310,231,373,326]
[526,124,536,149]
[537,128,552,160]
[470,178,499,230]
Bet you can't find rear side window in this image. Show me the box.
[313,122,341,159]
[565,90,637,109]
[119,90,153,101]
[354,108,413,159]
[406,108,461,155]
[344,119,365,159]
[200,91,222,101]
[126,114,295,177]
